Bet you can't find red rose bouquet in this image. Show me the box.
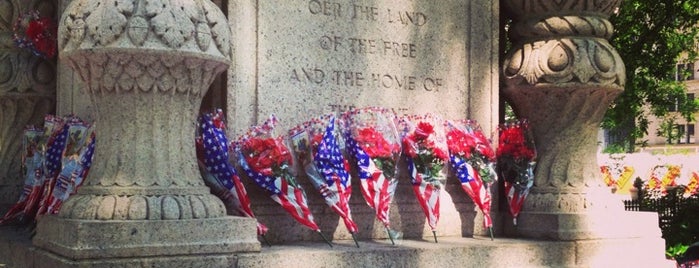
[12,10,57,59]
[0,115,96,224]
[0,126,46,224]
[289,115,359,246]
[235,115,330,246]
[37,116,95,216]
[496,120,536,226]
[341,107,401,244]
[398,114,448,242]
[44,128,96,215]
[195,110,268,237]
[445,119,497,239]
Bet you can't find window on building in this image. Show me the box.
[688,124,696,144]
[667,93,695,112]
[677,124,696,144]
[669,100,678,112]
[676,63,695,81]
[676,124,686,144]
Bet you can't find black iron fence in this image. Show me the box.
[623,189,699,248]
[623,197,699,230]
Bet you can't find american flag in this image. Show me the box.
[450,155,493,228]
[47,134,96,216]
[54,161,79,199]
[504,181,527,226]
[345,134,397,228]
[75,134,96,188]
[236,115,320,232]
[237,144,320,231]
[33,123,70,217]
[42,119,94,215]
[19,152,44,202]
[198,111,267,235]
[406,157,441,231]
[312,117,357,233]
[237,153,280,195]
[200,112,237,190]
[46,162,77,214]
[45,124,69,175]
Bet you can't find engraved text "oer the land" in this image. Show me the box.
[308,0,427,26]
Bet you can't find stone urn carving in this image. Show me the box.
[54,0,232,220]
[32,0,259,265]
[502,0,627,239]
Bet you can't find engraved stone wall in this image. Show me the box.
[228,0,499,135]
[227,0,500,242]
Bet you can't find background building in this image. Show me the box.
[644,57,699,147]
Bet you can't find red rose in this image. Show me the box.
[402,136,418,158]
[446,129,473,157]
[414,122,434,141]
[497,124,535,162]
[310,133,324,155]
[243,137,292,175]
[25,17,56,58]
[432,147,448,161]
[356,127,397,158]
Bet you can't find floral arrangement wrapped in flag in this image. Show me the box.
[289,114,359,247]
[496,120,536,226]
[0,126,46,224]
[36,116,93,217]
[21,115,67,220]
[44,129,96,215]
[195,110,268,238]
[0,115,95,224]
[12,10,56,59]
[341,107,401,244]
[398,114,448,243]
[235,115,331,247]
[445,119,497,239]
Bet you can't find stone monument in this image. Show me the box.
[0,0,667,267]
[226,0,499,243]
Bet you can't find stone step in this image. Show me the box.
[0,226,675,268]
[235,236,673,268]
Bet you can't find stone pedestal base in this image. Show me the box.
[3,225,671,267]
[507,211,662,241]
[32,249,239,268]
[32,216,260,267]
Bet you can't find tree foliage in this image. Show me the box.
[604,0,699,151]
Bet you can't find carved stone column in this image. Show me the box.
[32,0,259,266]
[502,0,664,243]
[0,0,56,209]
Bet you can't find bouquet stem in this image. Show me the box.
[488,227,494,241]
[432,231,438,243]
[318,231,333,248]
[351,233,360,248]
[260,234,272,247]
[385,226,395,245]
